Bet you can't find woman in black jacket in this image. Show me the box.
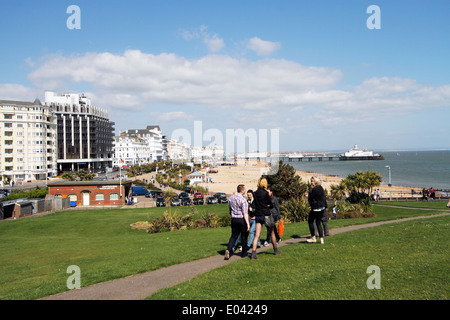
[307,177,327,244]
[251,178,281,259]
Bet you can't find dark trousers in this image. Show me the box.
[308,210,324,238]
[265,217,280,243]
[322,214,329,236]
[227,218,248,255]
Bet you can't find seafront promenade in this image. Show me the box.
[4,159,447,210]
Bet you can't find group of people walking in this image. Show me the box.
[224,176,330,260]
[224,178,282,260]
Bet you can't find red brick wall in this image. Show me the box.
[48,184,125,206]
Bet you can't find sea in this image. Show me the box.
[276,150,450,191]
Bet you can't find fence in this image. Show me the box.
[0,196,70,220]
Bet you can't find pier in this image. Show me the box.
[279,153,384,162]
[238,149,384,162]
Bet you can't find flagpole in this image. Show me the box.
[119,159,122,197]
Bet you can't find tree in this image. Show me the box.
[330,183,346,201]
[341,170,382,204]
[75,170,95,181]
[62,172,75,181]
[62,170,95,181]
[262,160,307,202]
[343,171,382,193]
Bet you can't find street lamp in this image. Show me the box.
[385,165,391,200]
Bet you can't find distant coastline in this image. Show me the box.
[275,150,449,192]
[195,159,448,199]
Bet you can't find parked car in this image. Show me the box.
[178,192,189,199]
[181,196,192,206]
[0,189,12,196]
[156,197,166,207]
[170,197,181,206]
[193,192,204,205]
[146,190,163,198]
[131,186,149,196]
[217,195,228,204]
[206,196,217,204]
[213,192,227,200]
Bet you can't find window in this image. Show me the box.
[95,194,105,201]
[109,193,119,200]
[68,194,77,202]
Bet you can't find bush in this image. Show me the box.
[140,210,230,234]
[280,197,310,223]
[1,187,48,202]
[347,191,370,204]
[336,201,376,219]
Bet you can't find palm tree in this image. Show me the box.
[330,182,346,201]
[364,171,382,195]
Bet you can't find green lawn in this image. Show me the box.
[377,200,450,210]
[148,215,449,300]
[0,204,230,300]
[0,202,447,300]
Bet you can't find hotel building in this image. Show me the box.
[113,135,151,167]
[44,91,115,173]
[119,126,164,163]
[0,98,57,183]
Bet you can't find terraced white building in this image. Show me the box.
[0,98,57,183]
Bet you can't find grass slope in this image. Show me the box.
[0,203,447,299]
[148,215,449,300]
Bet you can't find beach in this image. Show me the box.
[196,159,424,199]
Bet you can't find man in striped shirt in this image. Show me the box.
[224,184,250,260]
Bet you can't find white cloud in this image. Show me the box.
[203,33,225,53]
[0,83,42,102]
[247,37,281,56]
[152,111,194,122]
[180,25,225,52]
[27,50,342,112]
[20,49,450,131]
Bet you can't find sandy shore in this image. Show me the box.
[126,159,427,199]
[196,159,423,199]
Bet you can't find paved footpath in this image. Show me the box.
[42,211,450,300]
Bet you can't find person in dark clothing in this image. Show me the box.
[263,188,281,245]
[307,177,327,244]
[251,178,281,259]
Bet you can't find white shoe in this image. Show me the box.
[320,237,324,244]
[306,236,316,243]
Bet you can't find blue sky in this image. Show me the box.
[1,0,449,152]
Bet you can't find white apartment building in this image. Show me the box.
[120,126,163,162]
[113,136,151,167]
[0,99,57,183]
[190,144,225,163]
[167,139,190,161]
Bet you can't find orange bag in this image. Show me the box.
[277,220,285,238]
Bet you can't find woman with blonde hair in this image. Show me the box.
[250,178,281,259]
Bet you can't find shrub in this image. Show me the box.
[2,187,48,202]
[280,197,310,223]
[140,210,230,234]
[336,201,376,219]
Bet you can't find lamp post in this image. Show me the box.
[385,165,391,200]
